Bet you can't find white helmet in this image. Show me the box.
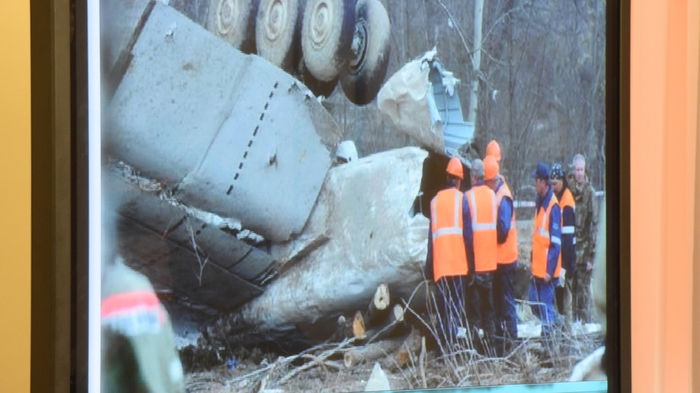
[336,141,358,164]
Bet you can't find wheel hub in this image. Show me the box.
[310,2,331,48]
[349,21,368,72]
[217,0,238,35]
[264,0,287,41]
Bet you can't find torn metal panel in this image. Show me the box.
[117,208,267,311]
[429,61,474,155]
[178,77,335,242]
[105,3,341,242]
[105,4,250,182]
[108,169,274,311]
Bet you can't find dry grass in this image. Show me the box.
[185,277,602,392]
[184,220,601,391]
[395,280,602,389]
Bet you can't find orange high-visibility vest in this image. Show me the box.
[430,188,469,282]
[532,194,560,279]
[465,185,498,273]
[556,188,576,277]
[495,180,519,264]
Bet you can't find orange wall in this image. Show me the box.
[631,1,699,392]
[0,1,31,392]
[1,1,699,392]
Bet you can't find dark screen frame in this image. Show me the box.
[605,0,631,392]
[29,0,630,392]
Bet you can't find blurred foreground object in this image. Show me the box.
[102,257,185,393]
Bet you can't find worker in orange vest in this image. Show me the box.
[483,153,519,347]
[424,156,470,347]
[550,163,576,324]
[530,162,561,337]
[425,157,469,344]
[463,158,498,353]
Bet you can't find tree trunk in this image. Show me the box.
[467,0,484,125]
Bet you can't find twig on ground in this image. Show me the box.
[257,358,279,393]
[365,319,402,345]
[228,363,277,384]
[228,338,356,387]
[278,339,354,385]
[300,354,343,371]
[419,337,427,389]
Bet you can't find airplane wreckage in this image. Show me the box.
[103,0,476,358]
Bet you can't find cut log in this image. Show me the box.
[365,304,406,343]
[343,337,405,368]
[328,314,351,342]
[393,328,423,369]
[391,303,405,323]
[328,311,367,342]
[353,310,367,340]
[365,283,391,327]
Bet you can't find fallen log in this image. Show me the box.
[393,328,423,369]
[343,337,405,368]
[353,310,367,340]
[365,284,391,327]
[365,304,406,344]
[328,311,368,342]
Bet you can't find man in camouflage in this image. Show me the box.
[567,154,598,323]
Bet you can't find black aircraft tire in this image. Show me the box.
[302,61,339,97]
[255,0,304,71]
[301,0,355,82]
[207,0,260,53]
[340,0,391,105]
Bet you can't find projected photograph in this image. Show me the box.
[97,0,609,391]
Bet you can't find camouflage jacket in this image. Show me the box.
[567,174,598,266]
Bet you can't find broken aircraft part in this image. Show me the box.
[105,3,342,243]
[108,167,276,313]
[429,61,475,156]
[103,1,418,341]
[377,50,474,157]
[225,147,429,334]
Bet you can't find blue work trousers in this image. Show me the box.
[529,277,556,336]
[435,275,468,345]
[466,273,495,339]
[494,262,518,339]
